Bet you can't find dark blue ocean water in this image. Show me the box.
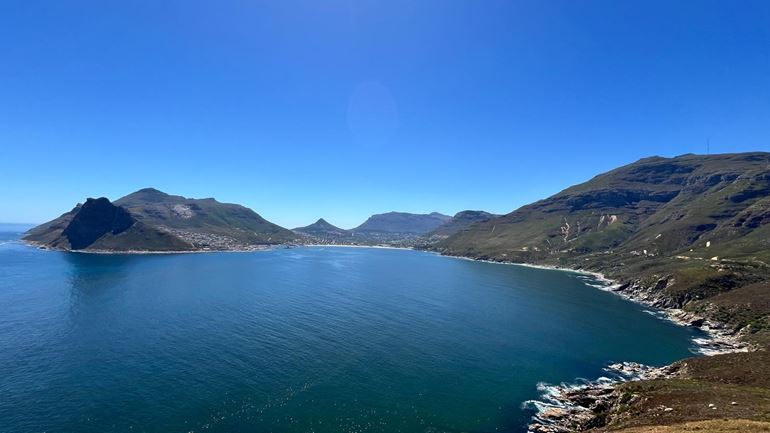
[0,225,700,433]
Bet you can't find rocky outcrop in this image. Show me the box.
[522,271,755,433]
[23,196,195,252]
[61,198,136,249]
[526,363,678,433]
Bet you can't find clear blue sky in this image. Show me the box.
[2,1,769,229]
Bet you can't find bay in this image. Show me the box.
[0,227,700,433]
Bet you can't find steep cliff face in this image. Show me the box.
[61,198,136,249]
[24,196,193,252]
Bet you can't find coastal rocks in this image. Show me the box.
[607,362,674,380]
[600,279,752,355]
[436,254,758,432]
[524,363,676,433]
[524,274,753,433]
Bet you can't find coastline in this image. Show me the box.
[23,239,418,255]
[303,244,414,251]
[432,252,753,433]
[22,239,279,255]
[436,251,749,354]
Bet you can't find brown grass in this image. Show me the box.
[610,419,770,433]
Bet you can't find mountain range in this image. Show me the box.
[25,189,462,251]
[435,153,770,300]
[293,211,455,246]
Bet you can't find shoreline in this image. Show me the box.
[302,244,414,251]
[431,252,752,433]
[523,361,680,433]
[23,242,278,255]
[436,251,749,354]
[21,239,417,255]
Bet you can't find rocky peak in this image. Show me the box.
[61,198,136,249]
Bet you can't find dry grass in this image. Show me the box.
[610,419,770,433]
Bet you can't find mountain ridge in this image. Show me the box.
[352,211,452,234]
[24,188,297,251]
[428,210,499,238]
[435,152,770,266]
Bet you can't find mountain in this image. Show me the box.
[436,153,770,268]
[294,213,457,246]
[114,188,295,245]
[24,188,297,251]
[353,211,451,235]
[23,197,194,251]
[293,218,348,236]
[428,210,498,237]
[435,152,770,337]
[292,218,353,243]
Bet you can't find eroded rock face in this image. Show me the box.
[61,198,136,249]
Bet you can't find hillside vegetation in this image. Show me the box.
[436,153,770,334]
[24,188,297,251]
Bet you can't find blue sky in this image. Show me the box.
[2,1,769,228]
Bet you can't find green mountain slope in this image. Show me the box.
[114,188,297,246]
[24,188,297,251]
[437,153,770,266]
[435,153,770,336]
